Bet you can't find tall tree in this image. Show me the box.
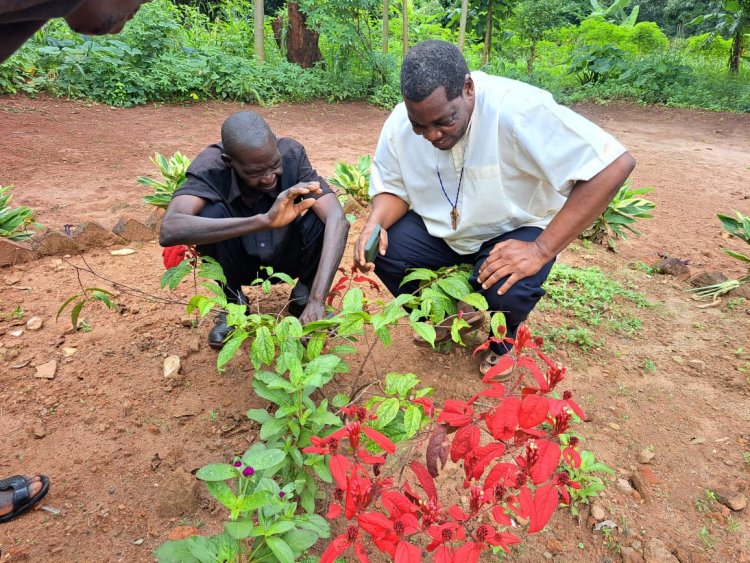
[403,0,409,56]
[254,0,265,62]
[286,2,322,68]
[459,0,469,52]
[482,0,494,63]
[512,0,568,74]
[691,0,749,72]
[383,0,389,54]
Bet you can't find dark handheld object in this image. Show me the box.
[364,224,382,263]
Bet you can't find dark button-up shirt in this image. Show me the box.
[173,137,332,263]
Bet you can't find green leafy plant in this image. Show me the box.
[139,151,192,208]
[562,447,615,516]
[567,42,630,85]
[364,372,434,443]
[327,154,371,207]
[0,185,41,241]
[154,444,331,562]
[583,180,656,251]
[56,287,118,330]
[691,210,750,299]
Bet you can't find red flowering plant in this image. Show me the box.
[319,323,607,561]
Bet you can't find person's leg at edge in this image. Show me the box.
[0,475,47,522]
[270,210,326,317]
[470,226,556,371]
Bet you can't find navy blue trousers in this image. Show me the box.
[374,211,555,354]
[196,201,324,304]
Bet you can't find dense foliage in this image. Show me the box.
[0,0,747,111]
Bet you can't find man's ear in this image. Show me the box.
[463,74,475,98]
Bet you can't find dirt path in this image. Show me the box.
[0,95,749,562]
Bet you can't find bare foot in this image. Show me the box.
[0,475,44,518]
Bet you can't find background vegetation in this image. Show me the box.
[0,0,747,111]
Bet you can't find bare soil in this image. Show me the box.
[0,95,749,563]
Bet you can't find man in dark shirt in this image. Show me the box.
[0,0,149,528]
[160,111,349,348]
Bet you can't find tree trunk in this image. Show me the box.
[729,29,743,73]
[253,0,265,63]
[458,0,468,53]
[402,0,409,57]
[482,0,494,65]
[286,2,322,68]
[527,41,536,75]
[382,0,389,54]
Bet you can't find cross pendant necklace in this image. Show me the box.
[436,162,464,230]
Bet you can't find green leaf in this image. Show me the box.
[251,326,275,366]
[247,408,271,424]
[404,405,423,438]
[460,292,489,311]
[375,326,392,346]
[342,287,364,312]
[282,529,319,556]
[722,249,750,262]
[374,398,400,428]
[196,464,236,482]
[216,330,247,371]
[490,312,507,338]
[386,372,419,396]
[436,276,473,300]
[306,332,326,360]
[266,536,295,563]
[260,418,287,441]
[312,461,332,483]
[206,481,238,510]
[161,260,193,290]
[224,519,254,539]
[70,300,85,330]
[235,490,277,512]
[401,268,437,286]
[267,521,296,535]
[153,537,217,563]
[410,321,436,347]
[56,293,83,321]
[332,393,349,408]
[242,447,287,471]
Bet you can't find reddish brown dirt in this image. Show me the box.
[0,95,749,562]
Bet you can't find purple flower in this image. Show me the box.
[279,491,286,498]
[242,466,255,477]
[233,461,242,467]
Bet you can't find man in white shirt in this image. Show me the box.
[354,40,635,375]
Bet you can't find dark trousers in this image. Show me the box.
[196,201,325,304]
[375,211,555,354]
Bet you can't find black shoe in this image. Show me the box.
[208,311,230,350]
[288,283,310,318]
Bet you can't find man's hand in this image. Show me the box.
[265,182,322,229]
[354,223,388,272]
[477,239,549,295]
[299,300,327,326]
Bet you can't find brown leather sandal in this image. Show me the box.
[479,350,513,380]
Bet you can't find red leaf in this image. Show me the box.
[482,354,515,383]
[518,395,549,429]
[492,505,512,526]
[409,461,438,503]
[326,503,341,519]
[521,484,559,533]
[454,542,482,563]
[353,275,381,291]
[450,425,480,463]
[516,356,544,387]
[395,541,422,563]
[362,426,396,453]
[426,425,448,478]
[563,447,582,469]
[381,490,416,517]
[437,400,474,427]
[530,440,561,485]
[329,454,351,490]
[471,442,507,480]
[486,396,520,441]
[413,397,435,417]
[320,534,349,563]
[483,462,519,491]
[434,545,455,563]
[357,512,393,537]
[358,450,386,465]
[449,504,470,522]
[355,540,370,562]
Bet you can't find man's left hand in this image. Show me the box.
[477,240,549,295]
[299,300,327,326]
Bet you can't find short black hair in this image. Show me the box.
[221,111,274,157]
[401,40,469,102]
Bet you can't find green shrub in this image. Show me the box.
[630,22,669,54]
[0,185,40,241]
[685,33,732,60]
[139,152,192,209]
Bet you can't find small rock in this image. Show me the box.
[637,449,655,464]
[687,359,706,371]
[25,316,44,331]
[594,519,618,531]
[542,552,553,560]
[4,274,21,285]
[545,539,564,554]
[689,437,705,445]
[163,355,181,378]
[617,478,635,495]
[35,360,57,379]
[110,248,136,256]
[644,539,679,562]
[62,347,77,357]
[9,329,23,337]
[631,471,650,501]
[590,502,606,521]
[654,256,690,279]
[156,468,201,518]
[112,216,156,242]
[689,271,728,288]
[33,424,46,438]
[714,488,747,511]
[638,466,661,485]
[621,546,645,563]
[40,505,61,516]
[167,526,201,541]
[672,546,710,563]
[671,355,684,364]
[132,539,144,546]
[608,422,621,431]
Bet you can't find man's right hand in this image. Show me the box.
[354,222,388,272]
[265,182,322,229]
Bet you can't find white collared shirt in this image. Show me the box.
[370,71,627,254]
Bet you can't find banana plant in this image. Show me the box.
[583,180,656,252]
[327,154,371,207]
[691,210,750,300]
[139,151,192,209]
